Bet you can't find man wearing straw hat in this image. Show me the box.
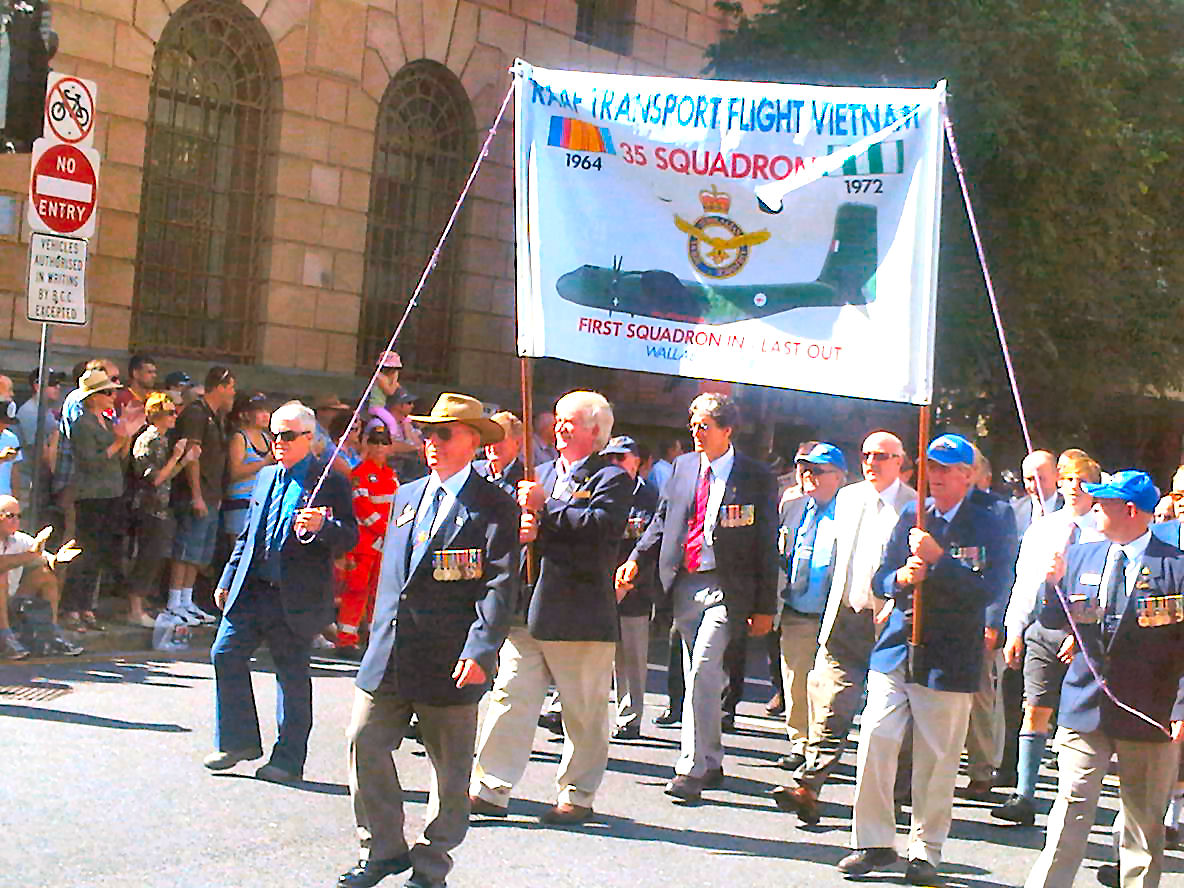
[470,390,632,826]
[342,393,518,888]
[841,433,1012,884]
[1024,470,1184,888]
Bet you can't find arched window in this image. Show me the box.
[360,61,474,380]
[132,0,278,362]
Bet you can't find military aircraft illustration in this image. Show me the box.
[556,203,877,325]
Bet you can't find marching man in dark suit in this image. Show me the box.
[204,401,358,783]
[841,433,1011,883]
[470,390,632,825]
[1025,470,1184,888]
[472,410,525,497]
[340,394,519,888]
[617,392,778,802]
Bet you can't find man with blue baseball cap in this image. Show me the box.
[1025,469,1184,888]
[775,442,848,769]
[840,433,1013,884]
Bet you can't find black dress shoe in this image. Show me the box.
[665,774,706,801]
[338,854,412,888]
[611,724,641,741]
[538,711,564,736]
[255,763,301,784]
[905,858,940,885]
[837,847,899,875]
[720,713,736,733]
[777,752,806,771]
[703,767,725,789]
[652,707,681,726]
[404,873,445,888]
[991,793,1036,826]
[1096,864,1118,888]
[960,778,995,801]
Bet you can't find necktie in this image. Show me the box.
[789,500,819,599]
[683,465,711,572]
[1104,548,1128,637]
[265,469,288,554]
[409,486,445,571]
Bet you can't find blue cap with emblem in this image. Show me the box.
[926,433,974,466]
[601,435,639,456]
[795,442,847,473]
[1082,469,1160,514]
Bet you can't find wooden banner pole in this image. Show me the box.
[908,403,932,678]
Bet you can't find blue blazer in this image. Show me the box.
[1040,536,1184,742]
[617,476,660,618]
[472,457,525,498]
[355,470,520,703]
[872,496,1012,692]
[630,449,779,637]
[526,453,633,642]
[969,487,1019,631]
[218,459,358,639]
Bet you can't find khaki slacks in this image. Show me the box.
[471,624,615,809]
[1024,727,1182,888]
[779,609,822,755]
[965,648,1006,782]
[852,666,973,866]
[347,678,478,885]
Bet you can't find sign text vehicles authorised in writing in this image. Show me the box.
[27,233,87,325]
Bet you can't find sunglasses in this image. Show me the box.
[0,510,19,520]
[800,465,839,477]
[1169,491,1184,502]
[274,429,310,442]
[862,452,899,462]
[421,424,457,442]
[688,421,714,433]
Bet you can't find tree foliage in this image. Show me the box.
[708,1,1184,467]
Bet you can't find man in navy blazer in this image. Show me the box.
[618,392,778,802]
[204,401,357,783]
[341,394,518,888]
[842,433,1012,884]
[471,410,525,497]
[1025,470,1184,888]
[470,390,632,826]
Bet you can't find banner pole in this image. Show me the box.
[519,355,536,585]
[29,323,51,530]
[908,403,931,679]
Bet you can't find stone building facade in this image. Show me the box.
[0,0,747,418]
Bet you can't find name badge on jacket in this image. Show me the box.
[395,504,415,527]
[1066,592,1101,624]
[720,504,755,528]
[949,544,985,572]
[433,548,483,581]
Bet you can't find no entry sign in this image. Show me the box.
[27,139,101,238]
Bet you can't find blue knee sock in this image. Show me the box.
[1016,732,1046,800]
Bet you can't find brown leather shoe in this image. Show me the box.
[771,782,820,824]
[539,802,593,825]
[961,779,996,801]
[468,795,507,817]
[664,773,706,801]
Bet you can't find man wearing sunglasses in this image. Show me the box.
[773,432,914,823]
[343,393,518,888]
[206,401,357,785]
[471,390,633,826]
[617,392,778,802]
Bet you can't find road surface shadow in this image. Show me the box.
[0,702,190,732]
[210,772,349,795]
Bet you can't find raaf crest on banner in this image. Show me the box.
[513,60,946,405]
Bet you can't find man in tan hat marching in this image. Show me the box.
[342,393,519,888]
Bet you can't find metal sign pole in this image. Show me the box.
[28,322,51,529]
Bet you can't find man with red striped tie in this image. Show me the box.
[617,392,778,802]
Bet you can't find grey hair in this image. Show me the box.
[271,400,316,434]
[556,390,614,451]
[689,392,740,430]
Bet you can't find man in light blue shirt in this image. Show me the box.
[777,442,845,768]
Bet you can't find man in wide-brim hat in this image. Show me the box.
[342,391,518,888]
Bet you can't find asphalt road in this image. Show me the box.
[1,649,1169,888]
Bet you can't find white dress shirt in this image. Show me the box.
[551,454,589,501]
[847,479,904,611]
[698,445,735,571]
[1005,507,1103,642]
[416,464,471,537]
[1099,530,1151,609]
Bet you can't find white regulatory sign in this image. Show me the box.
[43,73,98,146]
[27,232,87,326]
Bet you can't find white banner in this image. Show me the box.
[514,61,946,405]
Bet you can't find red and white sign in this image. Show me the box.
[27,139,101,238]
[43,73,98,146]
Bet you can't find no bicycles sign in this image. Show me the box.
[43,73,97,147]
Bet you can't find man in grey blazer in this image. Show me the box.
[773,430,914,823]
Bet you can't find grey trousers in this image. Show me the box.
[615,614,650,729]
[965,648,1005,782]
[672,571,729,778]
[347,677,478,885]
[799,605,876,791]
[1025,727,1182,888]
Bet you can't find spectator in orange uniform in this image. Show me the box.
[336,423,398,656]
